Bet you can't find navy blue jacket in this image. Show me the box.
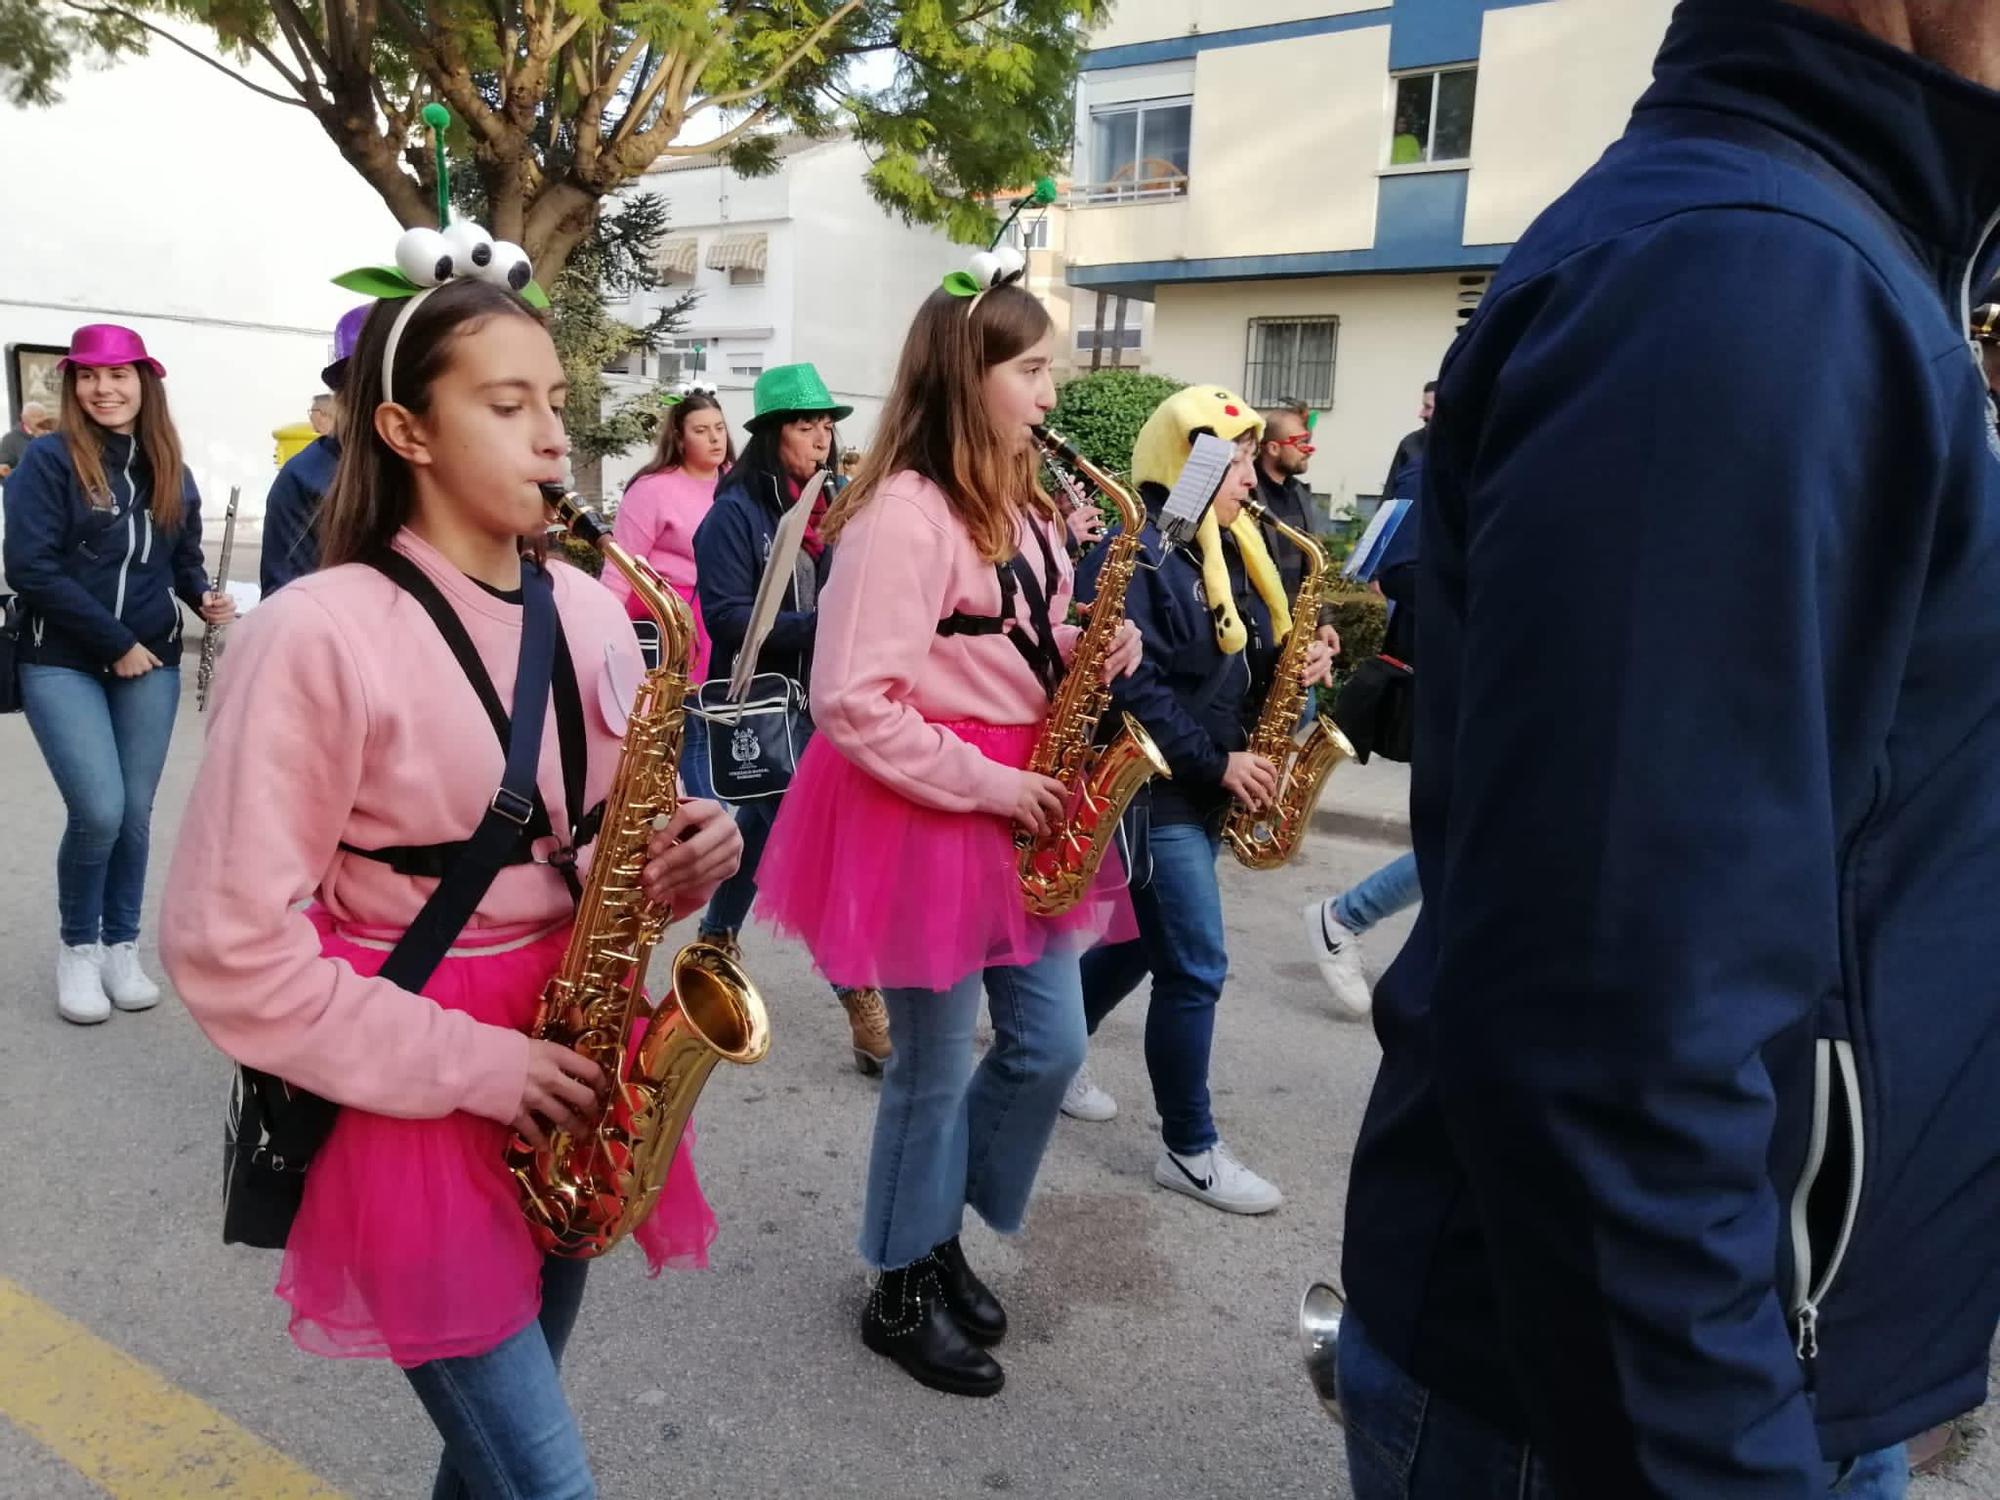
[691,465,832,690]
[1343,3,2000,1492]
[1,431,209,672]
[260,434,337,595]
[1077,491,1278,828]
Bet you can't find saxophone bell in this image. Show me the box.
[1298,1279,1346,1422]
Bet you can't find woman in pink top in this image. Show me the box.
[160,274,743,1496]
[607,391,733,798]
[756,267,1141,1400]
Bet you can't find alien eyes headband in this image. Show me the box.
[330,104,552,404]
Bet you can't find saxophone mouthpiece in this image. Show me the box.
[542,482,610,545]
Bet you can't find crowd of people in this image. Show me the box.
[5,1,2000,1496]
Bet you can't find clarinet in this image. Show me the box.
[196,486,240,713]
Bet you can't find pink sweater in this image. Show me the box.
[160,531,642,1128]
[605,467,719,679]
[811,471,1079,817]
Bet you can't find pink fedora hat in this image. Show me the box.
[58,324,166,379]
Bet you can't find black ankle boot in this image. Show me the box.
[932,1236,1007,1346]
[860,1257,1004,1397]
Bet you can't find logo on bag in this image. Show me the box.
[731,724,761,765]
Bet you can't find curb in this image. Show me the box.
[1311,805,1411,848]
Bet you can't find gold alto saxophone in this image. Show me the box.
[1019,428,1170,917]
[508,484,771,1259]
[1224,498,1356,870]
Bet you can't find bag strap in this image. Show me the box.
[360,553,561,991]
[348,551,594,898]
[934,521,1066,700]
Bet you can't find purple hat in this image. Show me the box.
[58,324,164,379]
[321,304,371,390]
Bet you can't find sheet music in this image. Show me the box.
[728,470,825,703]
[1159,433,1237,548]
[1343,498,1412,582]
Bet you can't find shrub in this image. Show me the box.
[1316,582,1389,713]
[1045,370,1186,480]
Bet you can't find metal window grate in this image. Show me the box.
[1244,316,1338,407]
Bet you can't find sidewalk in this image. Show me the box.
[1311,752,1411,847]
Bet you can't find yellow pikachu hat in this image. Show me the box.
[1131,385,1292,654]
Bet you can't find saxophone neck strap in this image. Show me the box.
[934,519,1065,700]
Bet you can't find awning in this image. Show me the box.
[655,236,698,277]
[705,232,768,273]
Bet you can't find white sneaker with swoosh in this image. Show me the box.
[1154,1140,1283,1215]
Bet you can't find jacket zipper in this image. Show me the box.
[111,445,138,620]
[1789,1037,1865,1360]
[1962,202,2000,373]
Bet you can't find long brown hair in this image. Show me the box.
[823,283,1055,562]
[629,391,735,487]
[60,364,186,531]
[320,279,546,569]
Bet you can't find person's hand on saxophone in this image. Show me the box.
[641,798,744,921]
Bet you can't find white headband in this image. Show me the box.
[380,285,441,407]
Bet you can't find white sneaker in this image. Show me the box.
[1302,899,1373,1020]
[1155,1140,1283,1215]
[1061,1064,1118,1122]
[56,943,110,1025]
[100,942,161,1012]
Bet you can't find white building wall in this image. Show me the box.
[0,27,398,518]
[1090,0,1388,51]
[1464,0,1676,244]
[1149,274,1462,510]
[787,139,967,448]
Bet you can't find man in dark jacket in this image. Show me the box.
[691,363,892,1073]
[1376,380,1433,502]
[1253,402,1341,655]
[261,305,365,596]
[1067,385,1333,1214]
[1338,2,2000,1495]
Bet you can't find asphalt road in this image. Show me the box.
[0,593,1992,1498]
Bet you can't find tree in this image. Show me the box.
[20,1,1103,284]
[548,191,696,499]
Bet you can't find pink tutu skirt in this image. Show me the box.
[756,720,1136,992]
[277,910,717,1367]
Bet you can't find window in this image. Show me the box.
[1389,67,1476,166]
[728,265,765,286]
[1085,97,1191,201]
[1244,316,1338,407]
[730,362,765,379]
[1002,215,1051,252]
[1075,325,1144,353]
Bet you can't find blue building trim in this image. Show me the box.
[1081,0,1555,74]
[1390,0,1549,70]
[1067,241,1509,299]
[1081,10,1389,72]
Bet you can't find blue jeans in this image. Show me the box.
[1333,850,1420,935]
[403,1256,594,1500]
[20,663,181,947]
[680,712,716,802]
[861,945,1087,1269]
[1081,820,1227,1156]
[1338,1312,1907,1500]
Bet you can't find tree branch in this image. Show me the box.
[653,102,774,160]
[269,0,336,83]
[686,0,863,115]
[57,2,309,108]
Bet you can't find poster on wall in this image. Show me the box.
[6,344,66,426]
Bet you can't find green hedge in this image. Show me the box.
[1044,370,1186,480]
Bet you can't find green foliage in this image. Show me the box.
[1317,583,1389,711]
[0,0,142,107]
[1045,371,1188,481]
[545,193,697,465]
[11,1,1103,281]
[549,534,606,578]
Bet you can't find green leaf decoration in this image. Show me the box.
[942,270,981,298]
[332,265,421,299]
[520,280,552,310]
[1305,409,1320,431]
